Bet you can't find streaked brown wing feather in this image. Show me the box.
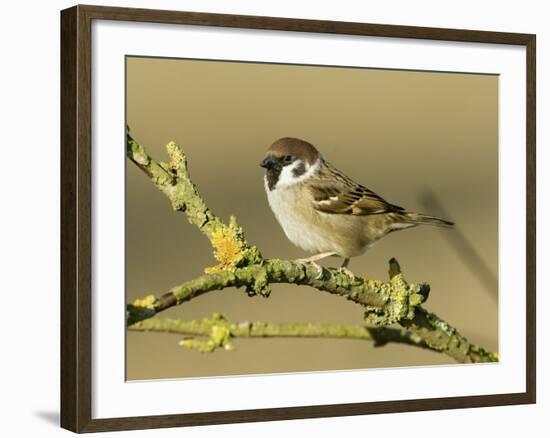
[310,161,404,215]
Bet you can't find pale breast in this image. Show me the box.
[265,179,371,257]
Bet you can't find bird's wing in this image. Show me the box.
[309,161,404,216]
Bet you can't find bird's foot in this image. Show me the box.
[338,266,356,281]
[295,252,336,280]
[295,258,324,280]
[338,258,355,281]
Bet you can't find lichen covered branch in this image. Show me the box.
[126,258,429,327]
[128,313,434,353]
[403,308,498,363]
[126,132,498,364]
[387,259,497,363]
[127,131,261,272]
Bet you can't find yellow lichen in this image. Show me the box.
[204,224,245,273]
[166,141,185,170]
[131,294,157,309]
[178,314,235,353]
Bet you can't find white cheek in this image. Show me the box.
[275,163,300,189]
[273,159,320,190]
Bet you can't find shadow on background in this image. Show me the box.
[419,190,498,302]
[34,411,59,427]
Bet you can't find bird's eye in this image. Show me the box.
[283,155,293,162]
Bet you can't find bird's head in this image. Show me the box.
[260,137,321,191]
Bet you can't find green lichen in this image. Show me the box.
[129,141,149,166]
[132,294,157,309]
[247,267,270,297]
[166,141,186,171]
[362,270,428,326]
[178,313,235,353]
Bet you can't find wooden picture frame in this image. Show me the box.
[61,4,536,433]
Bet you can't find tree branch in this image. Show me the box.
[126,131,498,364]
[128,313,435,353]
[126,259,429,327]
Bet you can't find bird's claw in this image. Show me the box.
[338,266,356,281]
[296,258,324,280]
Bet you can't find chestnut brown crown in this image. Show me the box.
[265,137,320,166]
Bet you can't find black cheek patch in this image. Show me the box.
[292,161,307,178]
[266,167,282,191]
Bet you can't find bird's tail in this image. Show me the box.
[404,212,454,228]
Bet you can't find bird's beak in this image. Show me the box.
[260,156,277,169]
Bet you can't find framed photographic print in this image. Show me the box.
[60,4,536,433]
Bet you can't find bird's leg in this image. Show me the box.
[295,252,336,279]
[339,258,355,280]
[296,252,337,263]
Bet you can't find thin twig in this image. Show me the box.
[128,313,434,353]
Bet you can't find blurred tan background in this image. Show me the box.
[126,56,498,380]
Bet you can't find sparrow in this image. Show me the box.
[260,137,454,271]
